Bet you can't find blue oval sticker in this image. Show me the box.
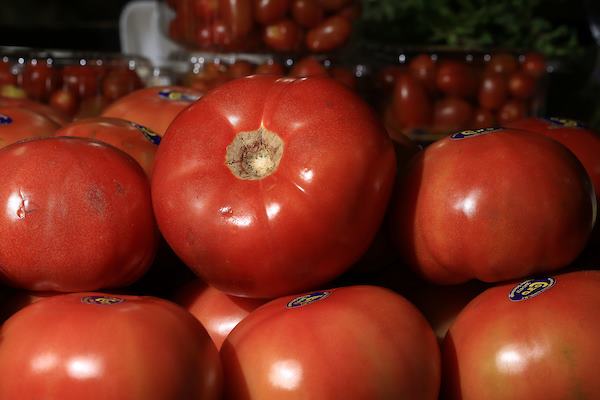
[81,295,125,305]
[0,114,13,125]
[158,89,201,103]
[450,127,499,140]
[509,277,556,302]
[286,291,331,309]
[543,117,586,129]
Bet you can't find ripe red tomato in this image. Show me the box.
[471,107,496,129]
[62,65,101,100]
[255,0,290,25]
[508,71,536,99]
[497,99,528,124]
[102,86,202,135]
[391,73,432,130]
[409,53,437,92]
[221,285,441,399]
[305,15,352,53]
[478,73,508,110]
[443,270,600,399]
[0,106,58,147]
[436,60,477,98]
[292,0,324,28]
[220,0,254,41]
[263,19,303,52]
[389,128,596,284]
[255,59,286,75]
[227,60,255,79]
[173,280,266,349]
[0,292,223,399]
[0,137,158,291]
[485,53,518,75]
[21,61,60,103]
[49,88,79,117]
[432,97,473,134]
[152,75,396,298]
[521,52,546,78]
[0,96,69,126]
[101,67,143,102]
[288,56,328,77]
[55,117,160,178]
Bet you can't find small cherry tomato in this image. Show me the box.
[263,19,303,52]
[508,71,537,99]
[436,60,477,98]
[409,54,437,92]
[255,60,286,75]
[432,97,473,134]
[521,52,547,78]
[291,0,324,28]
[255,0,290,25]
[486,53,518,75]
[289,56,328,77]
[497,100,528,124]
[227,60,255,79]
[391,73,432,130]
[21,61,60,103]
[305,15,352,53]
[49,88,79,117]
[471,107,496,129]
[478,73,508,110]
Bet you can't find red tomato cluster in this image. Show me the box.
[167,0,359,53]
[2,71,600,399]
[381,52,547,141]
[0,58,144,120]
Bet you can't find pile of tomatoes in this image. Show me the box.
[1,70,599,399]
[166,0,360,53]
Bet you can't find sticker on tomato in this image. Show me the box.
[286,291,331,308]
[0,114,12,125]
[81,295,125,306]
[543,117,586,129]
[158,89,201,103]
[450,127,499,140]
[508,277,556,302]
[130,122,161,145]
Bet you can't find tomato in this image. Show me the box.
[330,66,356,89]
[0,106,58,147]
[389,128,596,284]
[0,137,158,291]
[485,52,518,75]
[291,0,324,28]
[409,53,437,92]
[436,60,477,98]
[152,76,396,298]
[375,65,405,92]
[49,88,79,117]
[316,0,349,11]
[0,97,69,126]
[288,56,328,77]
[443,270,600,399]
[75,95,110,120]
[305,15,352,53]
[220,0,254,41]
[55,117,160,178]
[497,99,528,124]
[173,280,266,349]
[508,71,536,99]
[227,60,255,79]
[255,59,286,75]
[471,107,496,129]
[263,19,303,52]
[0,61,16,86]
[338,2,361,20]
[0,292,222,399]
[101,67,143,102]
[432,97,473,134]
[102,86,202,136]
[21,61,60,103]
[505,117,600,259]
[62,65,101,100]
[478,73,508,110]
[221,285,440,399]
[255,0,290,25]
[521,52,546,78]
[193,0,219,21]
[390,73,432,131]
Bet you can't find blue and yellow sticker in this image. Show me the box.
[81,295,125,306]
[158,89,201,103]
[130,122,161,145]
[286,291,331,309]
[509,277,556,302]
[0,114,12,125]
[543,117,586,129]
[450,127,499,140]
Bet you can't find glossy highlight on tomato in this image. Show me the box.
[152,75,396,298]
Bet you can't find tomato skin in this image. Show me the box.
[288,56,328,77]
[478,73,508,110]
[409,53,437,92]
[222,285,440,399]
[521,52,546,78]
[391,73,432,130]
[263,19,303,52]
[389,128,596,284]
[255,0,290,25]
[305,15,352,53]
[173,280,266,349]
[0,97,69,126]
[0,292,223,399]
[497,99,528,124]
[508,71,536,99]
[55,117,160,178]
[436,60,477,98]
[0,137,158,292]
[0,106,59,147]
[152,76,396,298]
[471,107,496,129]
[443,270,600,399]
[220,0,254,41]
[291,0,324,28]
[485,53,518,75]
[21,62,60,103]
[432,96,473,134]
[101,86,203,136]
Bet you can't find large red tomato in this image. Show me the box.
[55,117,160,178]
[0,137,158,291]
[443,270,600,399]
[221,285,440,399]
[101,86,203,135]
[152,75,396,298]
[0,292,222,399]
[0,97,69,126]
[173,280,266,349]
[389,128,596,284]
[0,106,58,147]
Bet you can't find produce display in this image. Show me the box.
[0,40,598,399]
